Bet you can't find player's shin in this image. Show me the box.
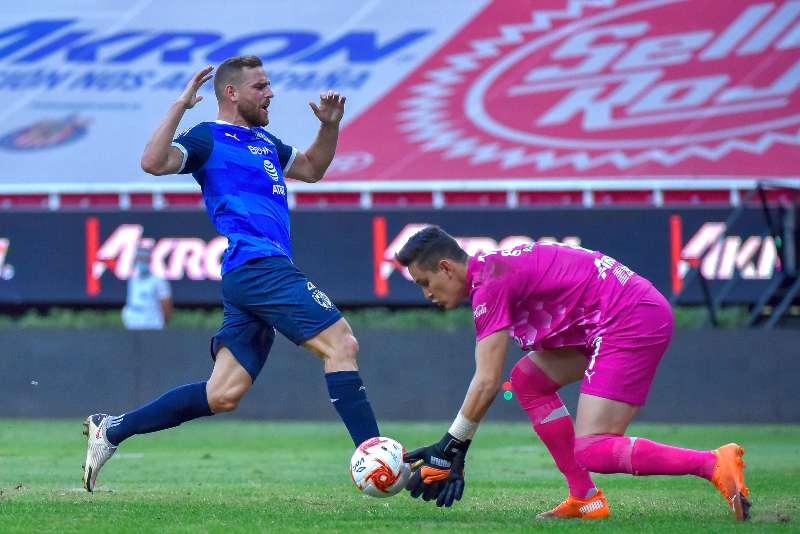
[574,434,716,478]
[325,371,379,446]
[104,381,214,446]
[511,357,596,499]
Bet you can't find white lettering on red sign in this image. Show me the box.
[93,224,226,281]
[398,0,800,170]
[680,222,777,280]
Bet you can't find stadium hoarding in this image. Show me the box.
[0,0,485,185]
[2,326,799,422]
[0,0,798,187]
[0,208,783,306]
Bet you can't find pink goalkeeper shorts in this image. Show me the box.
[580,283,674,406]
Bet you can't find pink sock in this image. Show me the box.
[511,356,596,498]
[574,434,716,479]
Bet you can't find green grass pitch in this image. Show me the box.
[0,420,797,532]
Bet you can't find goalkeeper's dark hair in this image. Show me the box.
[395,226,468,271]
[214,55,263,101]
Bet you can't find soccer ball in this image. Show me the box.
[350,436,411,498]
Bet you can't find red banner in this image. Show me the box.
[332,0,800,181]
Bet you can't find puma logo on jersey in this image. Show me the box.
[224,132,240,142]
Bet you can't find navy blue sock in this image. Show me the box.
[325,371,380,446]
[105,381,213,446]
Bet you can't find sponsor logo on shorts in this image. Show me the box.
[312,289,333,309]
[584,336,602,383]
[272,184,286,195]
[473,303,487,319]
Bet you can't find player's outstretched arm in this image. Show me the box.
[141,66,213,176]
[404,330,509,507]
[285,90,345,183]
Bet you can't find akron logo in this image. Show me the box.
[263,159,280,181]
[397,0,800,170]
[312,289,333,309]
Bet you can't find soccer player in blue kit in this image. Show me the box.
[82,56,380,491]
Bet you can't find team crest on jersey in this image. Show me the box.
[263,159,280,181]
[312,289,333,309]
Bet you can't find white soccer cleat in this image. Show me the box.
[82,413,117,492]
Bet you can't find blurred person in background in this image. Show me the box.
[121,246,172,330]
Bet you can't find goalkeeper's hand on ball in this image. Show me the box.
[403,432,470,507]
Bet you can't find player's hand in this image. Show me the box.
[403,433,469,505]
[309,90,345,126]
[436,447,467,508]
[177,65,214,110]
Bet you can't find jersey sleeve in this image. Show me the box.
[172,123,213,174]
[471,279,514,341]
[264,130,298,172]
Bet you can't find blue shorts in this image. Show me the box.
[210,255,343,380]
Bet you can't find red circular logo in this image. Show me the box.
[398,0,800,170]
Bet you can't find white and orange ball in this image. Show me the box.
[350,436,410,498]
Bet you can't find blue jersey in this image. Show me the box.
[172,121,297,274]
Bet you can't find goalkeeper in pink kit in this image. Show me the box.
[398,226,750,521]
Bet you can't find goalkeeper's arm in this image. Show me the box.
[457,329,510,424]
[404,330,509,507]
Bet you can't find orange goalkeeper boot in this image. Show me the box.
[711,443,751,521]
[537,489,610,519]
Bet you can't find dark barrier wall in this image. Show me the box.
[1,328,797,422]
[0,208,782,305]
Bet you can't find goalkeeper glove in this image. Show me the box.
[404,432,470,506]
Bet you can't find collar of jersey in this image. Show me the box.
[466,255,478,292]
[214,120,263,131]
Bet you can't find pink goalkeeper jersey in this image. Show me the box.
[467,242,652,351]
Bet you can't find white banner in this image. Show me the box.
[0,0,486,184]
